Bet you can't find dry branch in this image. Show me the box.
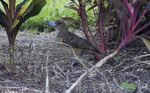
[66,51,118,93]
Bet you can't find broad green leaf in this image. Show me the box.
[22,0,46,21]
[16,0,30,11]
[1,0,13,26]
[104,1,108,8]
[0,0,46,60]
[10,5,28,31]
[0,10,5,26]
[0,9,8,28]
[137,36,150,51]
[8,0,46,34]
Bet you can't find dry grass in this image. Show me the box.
[0,30,150,93]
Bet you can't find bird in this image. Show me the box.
[44,20,104,64]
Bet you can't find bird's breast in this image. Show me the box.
[58,44,84,56]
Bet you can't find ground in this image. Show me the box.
[0,29,150,93]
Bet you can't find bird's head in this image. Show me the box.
[44,20,67,30]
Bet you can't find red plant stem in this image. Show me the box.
[97,0,106,54]
[82,12,92,43]
[72,0,79,7]
[78,0,92,43]
[117,34,133,51]
[132,10,147,33]
[93,9,101,50]
[100,18,106,54]
[87,25,101,49]
[131,7,140,33]
[89,8,102,51]
[133,22,150,35]
[93,1,108,54]
[117,39,128,51]
[117,22,150,51]
[78,0,102,60]
[93,9,98,23]
[125,0,132,15]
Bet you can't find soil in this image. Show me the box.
[0,29,150,93]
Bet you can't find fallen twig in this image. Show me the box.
[66,51,118,93]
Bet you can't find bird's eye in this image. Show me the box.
[58,22,61,25]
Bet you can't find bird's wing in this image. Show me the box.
[62,32,100,54]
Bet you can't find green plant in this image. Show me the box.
[0,0,46,64]
[21,0,80,31]
[121,82,135,93]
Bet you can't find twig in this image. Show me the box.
[66,51,118,93]
[133,54,150,60]
[45,52,50,93]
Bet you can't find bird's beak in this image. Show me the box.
[44,21,56,27]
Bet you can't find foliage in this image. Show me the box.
[112,0,150,51]
[64,0,115,60]
[0,0,98,31]
[0,0,46,63]
[64,0,150,60]
[121,82,135,93]
[21,0,81,31]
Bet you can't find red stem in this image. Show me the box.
[132,11,147,33]
[133,22,150,35]
[97,0,106,54]
[78,0,92,43]
[131,7,139,33]
[125,0,132,15]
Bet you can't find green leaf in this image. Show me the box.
[10,5,28,31]
[128,83,135,90]
[0,9,5,24]
[9,0,46,34]
[121,82,128,88]
[22,0,46,21]
[104,1,108,8]
[137,36,150,51]
[1,0,13,26]
[0,9,9,28]
[16,0,30,11]
[121,82,135,90]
